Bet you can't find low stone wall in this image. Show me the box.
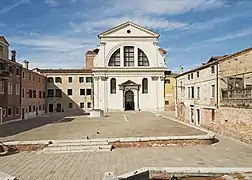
[202,107,252,144]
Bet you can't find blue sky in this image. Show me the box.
[0,0,252,72]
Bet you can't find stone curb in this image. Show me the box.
[114,167,252,180]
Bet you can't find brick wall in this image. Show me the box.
[86,53,95,69]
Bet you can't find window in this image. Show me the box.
[142,78,148,94]
[29,74,31,80]
[39,91,42,98]
[33,75,35,81]
[55,89,62,97]
[79,77,84,83]
[29,106,31,112]
[0,45,3,53]
[191,87,194,98]
[47,89,54,97]
[138,48,149,66]
[197,71,199,78]
[22,71,25,79]
[80,102,84,108]
[69,103,73,108]
[0,81,4,94]
[0,62,5,70]
[211,109,215,122]
[8,107,12,116]
[165,79,170,84]
[43,91,45,98]
[29,90,33,98]
[9,65,13,73]
[124,46,134,66]
[197,87,200,99]
[165,101,169,105]
[68,89,73,95]
[87,102,92,108]
[80,89,85,95]
[86,89,91,95]
[2,109,6,117]
[55,77,62,83]
[86,77,93,83]
[16,107,19,115]
[33,106,35,111]
[108,49,120,66]
[110,78,116,94]
[47,77,53,83]
[8,82,12,94]
[22,88,25,98]
[33,90,36,98]
[16,67,20,76]
[42,105,45,110]
[16,84,20,95]
[191,73,193,79]
[188,87,190,98]
[211,66,215,74]
[39,105,41,111]
[188,74,190,80]
[68,77,72,83]
[38,77,40,83]
[211,85,215,98]
[180,81,183,92]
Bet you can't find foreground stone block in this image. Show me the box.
[89,109,104,117]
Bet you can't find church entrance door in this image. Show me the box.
[125,90,134,111]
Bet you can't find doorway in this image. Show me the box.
[56,103,61,112]
[125,90,134,111]
[190,108,194,124]
[49,104,54,113]
[0,107,2,124]
[36,107,38,116]
[22,108,25,119]
[196,109,200,125]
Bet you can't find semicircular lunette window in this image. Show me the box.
[108,49,120,66]
[138,49,149,66]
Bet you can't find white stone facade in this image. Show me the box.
[92,22,166,111]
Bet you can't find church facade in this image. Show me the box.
[92,22,167,111]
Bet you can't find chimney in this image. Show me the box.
[85,49,99,69]
[180,64,184,72]
[23,60,29,69]
[11,50,16,62]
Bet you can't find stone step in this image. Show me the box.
[43,145,112,152]
[48,141,109,147]
[38,148,111,154]
[51,139,108,144]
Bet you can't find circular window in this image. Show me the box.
[127,30,131,34]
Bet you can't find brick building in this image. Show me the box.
[21,61,46,119]
[0,36,22,123]
[175,47,252,143]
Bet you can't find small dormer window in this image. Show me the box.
[127,30,131,34]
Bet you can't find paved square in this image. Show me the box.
[0,111,205,141]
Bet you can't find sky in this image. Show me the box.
[0,0,252,72]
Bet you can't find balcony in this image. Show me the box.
[0,69,10,80]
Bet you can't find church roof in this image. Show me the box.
[119,80,139,86]
[0,36,10,45]
[98,21,159,38]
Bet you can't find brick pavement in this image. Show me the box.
[0,135,252,180]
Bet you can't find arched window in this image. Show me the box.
[124,46,134,66]
[108,49,120,66]
[138,49,149,66]
[142,78,148,94]
[110,78,116,94]
[47,77,54,83]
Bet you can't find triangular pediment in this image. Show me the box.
[98,21,159,38]
[120,80,139,86]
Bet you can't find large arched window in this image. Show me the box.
[108,49,120,66]
[124,46,134,66]
[138,49,149,66]
[142,78,148,94]
[110,78,116,94]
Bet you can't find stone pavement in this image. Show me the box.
[0,111,205,141]
[0,135,252,180]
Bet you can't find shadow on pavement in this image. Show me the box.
[0,110,85,138]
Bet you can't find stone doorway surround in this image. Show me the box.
[119,80,140,111]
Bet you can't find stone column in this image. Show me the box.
[94,76,100,109]
[137,88,140,111]
[100,42,106,67]
[152,76,159,110]
[153,41,158,67]
[101,76,108,111]
[120,47,124,67]
[134,46,138,67]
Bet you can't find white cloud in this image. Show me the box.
[0,0,30,14]
[44,0,59,7]
[202,27,252,43]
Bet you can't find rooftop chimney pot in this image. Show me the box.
[11,50,16,62]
